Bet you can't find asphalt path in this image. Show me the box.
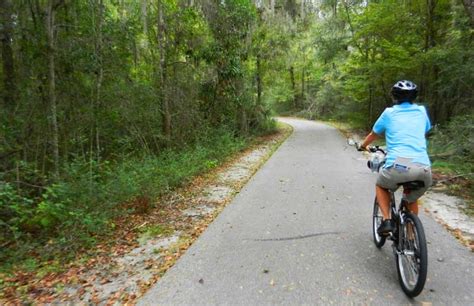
[139,118,474,305]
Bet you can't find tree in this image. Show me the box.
[157,0,171,139]
[0,0,15,109]
[46,0,63,177]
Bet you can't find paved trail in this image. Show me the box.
[139,118,474,305]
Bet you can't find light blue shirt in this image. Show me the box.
[372,102,431,167]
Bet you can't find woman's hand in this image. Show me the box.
[356,143,367,151]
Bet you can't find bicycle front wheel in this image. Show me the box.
[396,213,428,297]
[372,197,386,249]
[372,197,386,248]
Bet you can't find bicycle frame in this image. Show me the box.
[388,192,401,243]
[389,191,416,255]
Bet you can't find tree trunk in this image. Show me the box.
[301,67,305,105]
[290,66,296,108]
[0,0,16,109]
[256,52,262,108]
[424,0,441,122]
[239,104,248,135]
[425,0,436,50]
[94,0,104,163]
[236,76,248,134]
[141,0,147,36]
[270,0,275,14]
[431,66,442,122]
[300,0,305,19]
[158,0,171,139]
[285,0,297,20]
[46,0,60,177]
[368,83,373,126]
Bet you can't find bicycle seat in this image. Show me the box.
[397,180,425,190]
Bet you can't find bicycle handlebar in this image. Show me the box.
[355,142,386,155]
[368,146,386,155]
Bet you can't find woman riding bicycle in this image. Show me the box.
[358,80,432,235]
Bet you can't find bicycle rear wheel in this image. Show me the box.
[396,213,428,297]
[372,197,386,248]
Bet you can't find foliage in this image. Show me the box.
[1,0,473,273]
[259,0,473,202]
[429,113,474,174]
[0,0,278,267]
[262,0,472,130]
[0,0,272,180]
[0,129,247,268]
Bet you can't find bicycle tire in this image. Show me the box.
[396,213,428,297]
[372,197,386,248]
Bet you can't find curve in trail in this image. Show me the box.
[139,118,474,305]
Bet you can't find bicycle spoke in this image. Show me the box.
[397,216,426,293]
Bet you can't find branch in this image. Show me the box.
[437,173,474,184]
[0,149,21,160]
[13,181,45,189]
[430,149,456,158]
[0,240,14,248]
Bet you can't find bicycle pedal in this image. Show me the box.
[387,232,397,241]
[379,231,393,237]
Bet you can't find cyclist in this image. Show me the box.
[358,80,432,235]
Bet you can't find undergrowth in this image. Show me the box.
[428,114,474,214]
[0,129,250,274]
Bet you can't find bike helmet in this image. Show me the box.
[390,80,418,103]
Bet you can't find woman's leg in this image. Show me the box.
[406,201,418,215]
[376,185,391,220]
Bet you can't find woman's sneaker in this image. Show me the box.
[378,219,394,235]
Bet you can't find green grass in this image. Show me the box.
[138,224,175,244]
[431,160,459,174]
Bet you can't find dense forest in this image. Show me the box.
[1,0,473,267]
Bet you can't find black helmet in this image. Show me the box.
[390,80,418,102]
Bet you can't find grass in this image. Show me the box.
[138,224,175,244]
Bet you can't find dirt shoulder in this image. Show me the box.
[0,123,293,305]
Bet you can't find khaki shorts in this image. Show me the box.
[376,157,432,203]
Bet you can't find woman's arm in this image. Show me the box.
[359,131,379,150]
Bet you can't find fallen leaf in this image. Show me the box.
[100,278,111,285]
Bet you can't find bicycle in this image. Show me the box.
[362,145,428,298]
